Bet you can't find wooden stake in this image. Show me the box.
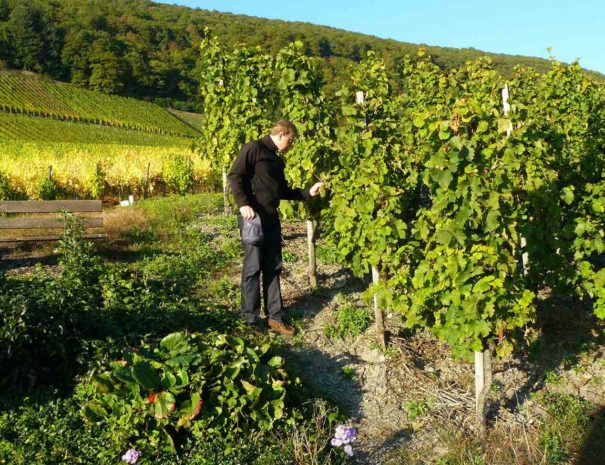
[501,83,513,136]
[355,90,367,127]
[372,266,386,348]
[475,348,493,436]
[222,166,231,215]
[186,157,190,194]
[307,219,317,289]
[520,235,529,276]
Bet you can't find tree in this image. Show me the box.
[6,1,64,77]
[88,34,127,94]
[62,30,95,87]
[0,1,11,63]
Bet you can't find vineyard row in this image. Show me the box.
[0,72,201,138]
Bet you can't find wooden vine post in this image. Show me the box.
[327,54,399,351]
[218,78,233,216]
[144,161,150,199]
[474,81,523,436]
[198,33,232,217]
[371,266,386,348]
[307,219,318,288]
[222,166,231,216]
[474,344,492,436]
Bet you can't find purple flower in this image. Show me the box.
[121,449,140,464]
[331,424,357,456]
[333,424,357,444]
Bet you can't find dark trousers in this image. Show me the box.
[238,214,284,324]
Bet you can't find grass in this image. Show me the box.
[340,365,356,380]
[534,391,594,465]
[544,369,563,386]
[323,295,372,340]
[316,242,340,265]
[405,400,431,421]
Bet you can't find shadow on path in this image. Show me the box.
[496,294,604,416]
[576,406,605,465]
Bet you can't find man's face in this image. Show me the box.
[276,132,295,153]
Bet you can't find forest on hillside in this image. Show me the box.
[0,0,593,111]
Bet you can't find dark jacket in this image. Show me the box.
[228,135,310,216]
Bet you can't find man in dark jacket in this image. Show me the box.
[228,120,323,335]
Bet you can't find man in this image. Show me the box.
[228,120,323,335]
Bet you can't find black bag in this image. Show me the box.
[241,215,264,246]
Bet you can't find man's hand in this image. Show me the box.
[309,182,324,197]
[240,205,256,220]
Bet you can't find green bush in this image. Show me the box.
[37,176,61,200]
[0,395,345,465]
[164,155,194,194]
[0,207,240,392]
[0,216,103,391]
[79,332,291,459]
[91,165,106,198]
[56,213,102,285]
[316,243,341,265]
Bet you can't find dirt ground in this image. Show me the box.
[272,222,605,464]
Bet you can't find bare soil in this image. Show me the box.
[270,221,605,464]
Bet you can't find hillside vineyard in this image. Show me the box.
[0,72,210,199]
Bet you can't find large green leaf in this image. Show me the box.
[160,332,189,354]
[132,361,160,391]
[485,209,500,232]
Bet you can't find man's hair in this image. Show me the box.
[270,120,298,138]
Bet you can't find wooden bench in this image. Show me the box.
[0,200,105,242]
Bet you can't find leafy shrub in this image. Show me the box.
[91,165,106,198]
[0,216,104,391]
[316,243,340,265]
[37,176,61,200]
[0,273,96,391]
[0,394,346,465]
[164,155,194,194]
[80,332,291,458]
[56,213,102,285]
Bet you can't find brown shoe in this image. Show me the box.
[268,319,295,336]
